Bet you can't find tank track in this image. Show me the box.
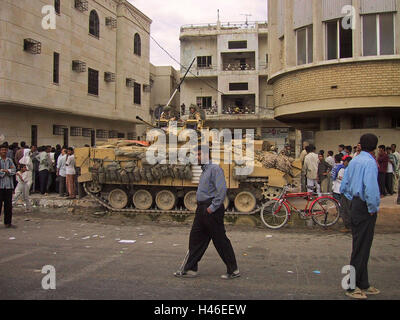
[83,184,261,216]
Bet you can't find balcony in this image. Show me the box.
[222,63,256,71]
[221,52,256,73]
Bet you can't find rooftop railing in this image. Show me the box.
[181,21,268,32]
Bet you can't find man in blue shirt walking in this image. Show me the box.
[174,144,239,279]
[340,134,380,299]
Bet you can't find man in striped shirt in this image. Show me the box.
[0,143,16,228]
[174,145,239,279]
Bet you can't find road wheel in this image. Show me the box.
[132,189,153,210]
[234,191,256,213]
[184,191,197,211]
[85,181,102,194]
[108,188,128,209]
[155,190,176,211]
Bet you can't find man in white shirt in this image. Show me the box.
[57,148,67,197]
[302,145,320,194]
[65,147,76,199]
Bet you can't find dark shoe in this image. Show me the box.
[174,270,197,278]
[221,269,241,280]
[5,224,17,229]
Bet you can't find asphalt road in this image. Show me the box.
[0,209,399,300]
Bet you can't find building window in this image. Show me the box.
[228,41,247,49]
[134,82,141,105]
[82,128,92,137]
[127,132,136,140]
[351,115,379,129]
[53,52,59,84]
[88,68,99,96]
[55,0,60,14]
[197,56,212,68]
[89,10,100,38]
[297,25,313,65]
[118,133,125,139]
[70,127,82,136]
[196,97,212,109]
[134,33,141,56]
[229,83,248,91]
[96,129,108,139]
[326,20,352,60]
[109,130,118,138]
[326,117,340,130]
[363,13,395,56]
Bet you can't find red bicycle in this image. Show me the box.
[260,184,340,229]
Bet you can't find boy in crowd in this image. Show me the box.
[377,145,388,197]
[12,164,32,213]
[317,152,332,194]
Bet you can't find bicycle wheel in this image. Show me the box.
[260,200,289,229]
[311,197,340,227]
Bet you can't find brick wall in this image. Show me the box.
[272,60,400,107]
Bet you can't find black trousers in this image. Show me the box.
[59,176,66,196]
[340,194,352,229]
[0,189,13,225]
[378,172,386,195]
[385,173,393,195]
[184,200,238,274]
[39,169,49,194]
[349,197,377,290]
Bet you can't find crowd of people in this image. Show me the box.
[300,141,400,232]
[0,141,80,226]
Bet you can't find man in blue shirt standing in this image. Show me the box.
[174,144,239,279]
[340,134,380,299]
[0,143,16,228]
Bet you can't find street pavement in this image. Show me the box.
[0,208,399,300]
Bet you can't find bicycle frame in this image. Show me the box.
[272,190,339,218]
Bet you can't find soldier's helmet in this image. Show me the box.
[189,104,197,112]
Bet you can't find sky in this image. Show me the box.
[128,0,268,70]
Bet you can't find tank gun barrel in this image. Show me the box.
[136,116,157,129]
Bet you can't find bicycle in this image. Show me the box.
[260,184,340,229]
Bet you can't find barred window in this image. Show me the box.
[82,128,92,137]
[127,132,136,140]
[70,127,82,136]
[134,82,141,105]
[134,33,141,56]
[96,129,108,139]
[89,10,100,38]
[109,130,118,138]
[88,68,99,95]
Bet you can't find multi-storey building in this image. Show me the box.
[149,63,180,122]
[179,20,300,153]
[268,0,400,152]
[0,0,152,146]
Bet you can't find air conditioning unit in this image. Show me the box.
[74,0,88,12]
[105,17,117,28]
[72,60,86,72]
[24,38,41,54]
[126,78,135,88]
[143,84,151,92]
[104,72,115,82]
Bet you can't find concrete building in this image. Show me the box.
[179,20,299,153]
[149,64,180,122]
[0,0,152,147]
[268,0,400,153]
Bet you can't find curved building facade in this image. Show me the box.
[268,0,400,152]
